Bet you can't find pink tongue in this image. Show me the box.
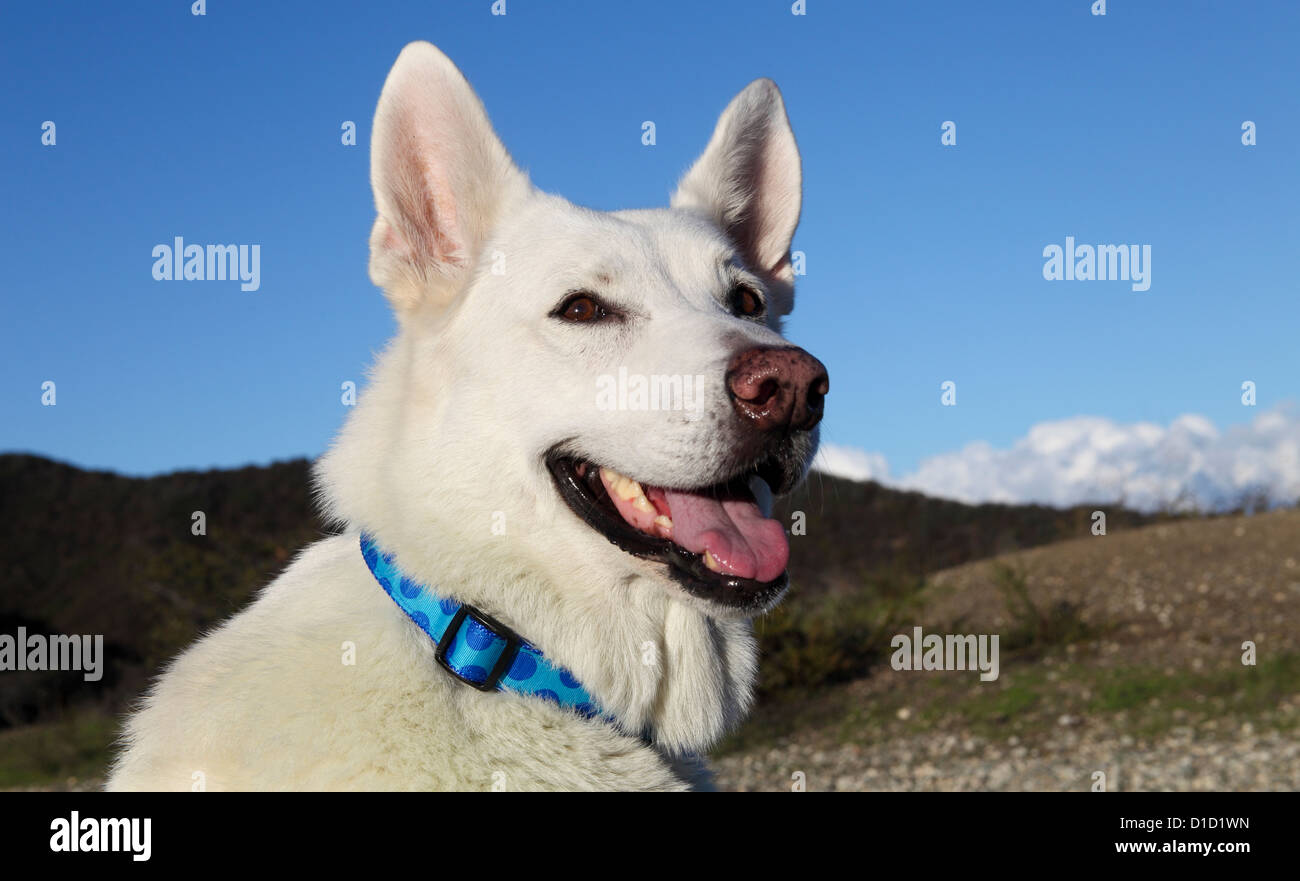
[660,488,789,583]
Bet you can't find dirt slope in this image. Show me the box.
[714,509,1300,791]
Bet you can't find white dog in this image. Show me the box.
[108,42,827,791]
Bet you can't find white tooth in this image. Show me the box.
[614,478,643,501]
[632,495,656,514]
[654,515,673,532]
[703,550,723,573]
[599,466,648,504]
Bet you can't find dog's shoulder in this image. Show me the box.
[107,534,422,789]
[107,534,693,791]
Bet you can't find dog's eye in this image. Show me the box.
[555,293,608,323]
[728,285,764,318]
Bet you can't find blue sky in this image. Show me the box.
[2,0,1297,488]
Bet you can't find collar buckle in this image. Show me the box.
[435,604,522,692]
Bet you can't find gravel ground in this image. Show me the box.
[714,725,1300,791]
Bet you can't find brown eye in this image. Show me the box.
[557,293,606,323]
[729,285,763,318]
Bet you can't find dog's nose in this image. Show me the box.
[726,346,829,433]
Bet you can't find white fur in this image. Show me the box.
[108,42,807,791]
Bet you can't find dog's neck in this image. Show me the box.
[353,521,758,753]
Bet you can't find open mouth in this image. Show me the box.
[546,450,791,611]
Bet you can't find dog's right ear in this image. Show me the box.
[368,42,528,313]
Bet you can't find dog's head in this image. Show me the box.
[323,42,827,620]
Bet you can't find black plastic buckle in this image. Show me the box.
[435,604,523,692]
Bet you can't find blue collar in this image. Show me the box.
[360,533,606,722]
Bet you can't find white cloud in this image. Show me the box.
[814,404,1300,512]
[813,442,891,483]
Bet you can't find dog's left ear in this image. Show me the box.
[672,79,801,315]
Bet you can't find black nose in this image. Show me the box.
[726,346,829,433]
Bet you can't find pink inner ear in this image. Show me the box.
[385,137,464,271]
[376,107,467,271]
[421,161,463,268]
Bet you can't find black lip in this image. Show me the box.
[545,453,789,612]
